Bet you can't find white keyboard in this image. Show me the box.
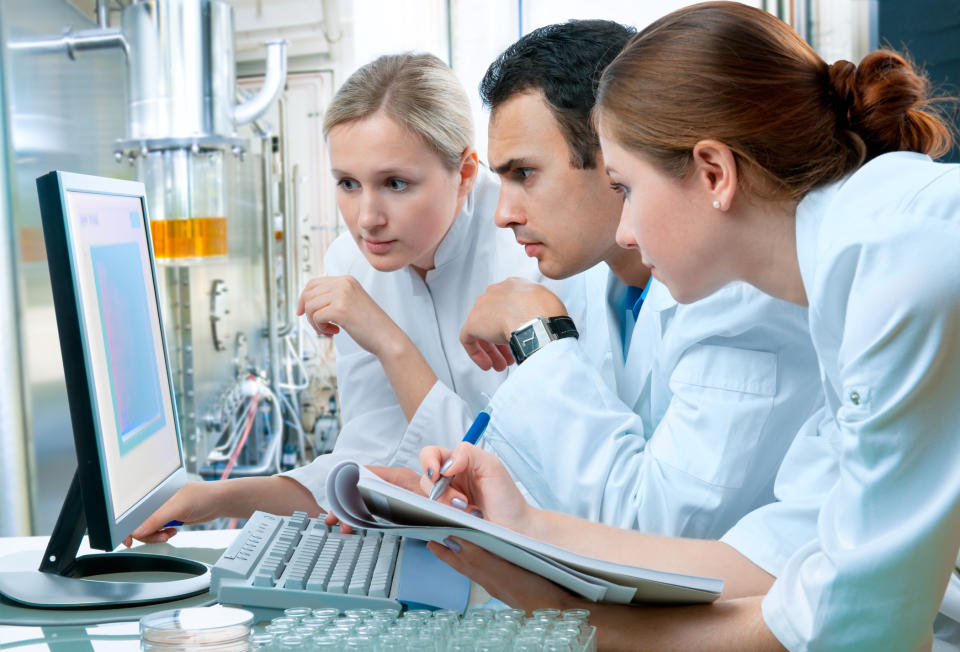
[211,511,406,613]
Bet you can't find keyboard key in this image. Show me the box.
[348,536,381,595]
[283,575,306,590]
[368,536,400,597]
[253,573,275,587]
[306,538,342,591]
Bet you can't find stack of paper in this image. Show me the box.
[326,461,723,605]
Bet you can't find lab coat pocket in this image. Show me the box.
[651,344,778,489]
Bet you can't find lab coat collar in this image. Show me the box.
[794,184,831,301]
[428,166,495,276]
[643,278,677,313]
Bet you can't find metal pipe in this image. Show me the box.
[96,0,110,28]
[277,93,297,337]
[0,77,34,537]
[292,162,305,363]
[8,27,129,60]
[234,40,288,126]
[320,0,344,45]
[261,135,282,401]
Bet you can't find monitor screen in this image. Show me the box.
[36,171,186,551]
[0,172,208,610]
[63,189,181,518]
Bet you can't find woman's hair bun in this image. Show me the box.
[832,51,953,160]
[826,60,857,126]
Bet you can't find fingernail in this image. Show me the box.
[427,467,434,479]
[443,536,462,553]
[470,508,483,518]
[451,497,467,510]
[440,458,454,474]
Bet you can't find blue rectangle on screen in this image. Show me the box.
[90,242,165,455]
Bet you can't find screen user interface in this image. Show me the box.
[65,190,181,518]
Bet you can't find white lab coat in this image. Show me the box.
[282,167,543,506]
[721,152,960,651]
[481,261,823,538]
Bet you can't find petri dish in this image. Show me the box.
[141,606,254,647]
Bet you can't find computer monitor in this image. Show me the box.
[0,171,209,609]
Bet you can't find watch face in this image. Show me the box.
[514,324,539,355]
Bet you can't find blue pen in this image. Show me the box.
[429,407,492,501]
[163,520,184,528]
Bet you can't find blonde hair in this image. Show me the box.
[323,53,474,170]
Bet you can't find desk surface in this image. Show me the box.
[0,529,237,650]
[0,529,493,650]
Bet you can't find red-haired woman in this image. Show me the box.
[418,2,960,650]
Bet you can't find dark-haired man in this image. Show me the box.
[460,20,825,539]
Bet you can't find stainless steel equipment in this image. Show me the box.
[0,0,323,536]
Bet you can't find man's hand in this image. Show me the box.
[460,278,568,370]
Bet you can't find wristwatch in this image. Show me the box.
[508,316,579,365]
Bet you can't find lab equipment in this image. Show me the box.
[1,0,318,530]
[0,171,209,609]
[256,605,598,651]
[429,406,492,501]
[211,510,471,615]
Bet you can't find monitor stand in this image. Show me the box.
[0,471,210,609]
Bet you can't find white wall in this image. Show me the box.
[335,0,770,163]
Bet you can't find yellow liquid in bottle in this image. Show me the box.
[150,217,228,259]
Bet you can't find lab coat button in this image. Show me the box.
[849,391,861,405]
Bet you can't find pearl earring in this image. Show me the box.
[712,200,721,209]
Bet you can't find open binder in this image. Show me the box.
[326,461,723,605]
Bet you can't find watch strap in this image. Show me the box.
[545,316,578,340]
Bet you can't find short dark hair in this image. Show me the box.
[480,19,636,168]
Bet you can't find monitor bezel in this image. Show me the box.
[36,170,186,551]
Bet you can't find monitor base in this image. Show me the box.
[0,552,210,608]
[0,470,210,609]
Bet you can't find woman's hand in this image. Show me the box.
[122,481,223,546]
[419,443,534,535]
[297,275,402,356]
[428,537,582,613]
[300,274,438,422]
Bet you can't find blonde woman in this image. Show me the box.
[125,53,540,539]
